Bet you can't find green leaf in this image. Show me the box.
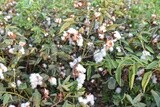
[91,74,101,79]
[146,61,158,69]
[141,71,152,92]
[115,58,132,86]
[3,93,10,106]
[33,89,41,107]
[134,102,146,107]
[125,94,134,105]
[59,18,75,34]
[145,45,154,54]
[151,90,160,107]
[19,83,27,89]
[133,93,143,103]
[87,65,91,80]
[63,75,71,85]
[129,63,136,90]
[63,100,75,107]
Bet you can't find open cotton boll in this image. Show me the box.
[100,46,106,57]
[48,77,57,85]
[94,12,101,18]
[86,94,95,105]
[77,35,83,47]
[77,83,83,90]
[19,47,25,55]
[113,31,121,40]
[21,102,30,107]
[76,64,86,73]
[76,73,86,84]
[94,50,104,63]
[115,87,122,94]
[17,80,22,86]
[9,105,16,107]
[29,73,43,89]
[67,28,78,34]
[0,63,7,79]
[69,56,82,68]
[9,48,15,54]
[137,69,144,76]
[78,97,88,105]
[151,75,157,84]
[140,50,151,60]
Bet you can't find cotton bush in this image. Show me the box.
[0,0,160,106]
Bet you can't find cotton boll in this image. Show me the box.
[78,97,88,105]
[21,102,30,107]
[76,64,86,73]
[86,94,95,105]
[29,73,43,89]
[19,47,25,54]
[9,48,15,54]
[10,82,16,88]
[98,33,104,39]
[76,73,86,84]
[77,35,83,47]
[116,46,121,52]
[48,77,57,85]
[151,75,157,84]
[67,28,78,34]
[17,80,22,86]
[94,12,101,18]
[137,69,144,76]
[0,72,4,79]
[69,56,82,68]
[136,76,142,81]
[94,50,104,63]
[113,31,121,40]
[115,87,122,94]
[77,83,83,90]
[140,50,151,60]
[101,46,106,57]
[9,105,16,107]
[0,63,7,72]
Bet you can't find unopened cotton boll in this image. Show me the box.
[48,77,57,85]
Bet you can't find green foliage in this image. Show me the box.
[0,0,160,106]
